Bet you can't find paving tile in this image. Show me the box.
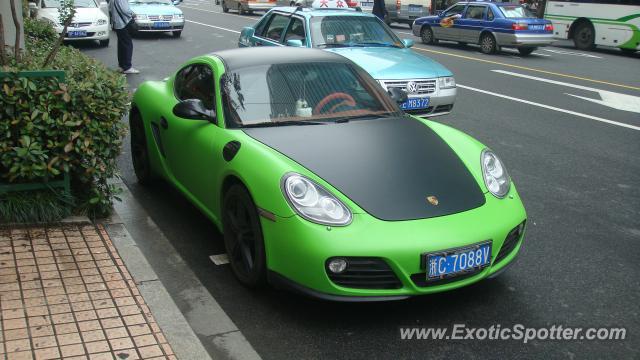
[3,308,26,319]
[60,343,86,357]
[6,350,33,360]
[54,322,78,335]
[81,329,106,343]
[92,299,115,310]
[100,317,124,329]
[33,346,61,360]
[32,335,58,349]
[138,345,163,358]
[89,352,115,360]
[30,324,54,337]
[133,334,156,348]
[108,337,134,351]
[4,328,29,340]
[112,349,139,360]
[4,317,27,330]
[5,338,31,352]
[105,327,129,340]
[57,332,82,346]
[75,310,98,321]
[86,340,110,354]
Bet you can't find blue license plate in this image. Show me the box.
[400,97,429,110]
[426,242,492,280]
[153,21,170,28]
[67,30,87,37]
[408,4,422,12]
[529,24,544,30]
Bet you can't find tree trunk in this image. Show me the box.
[0,15,6,66]
[42,18,72,67]
[8,0,21,63]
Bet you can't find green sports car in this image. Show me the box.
[130,47,526,301]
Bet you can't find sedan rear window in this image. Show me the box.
[498,5,535,18]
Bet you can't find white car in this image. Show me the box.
[31,0,111,47]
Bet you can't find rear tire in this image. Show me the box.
[480,33,497,54]
[129,110,155,186]
[420,26,437,45]
[517,47,536,56]
[223,184,267,288]
[573,21,595,51]
[222,0,229,12]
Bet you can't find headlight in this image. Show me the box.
[96,19,107,25]
[438,76,456,89]
[282,173,352,226]
[481,149,511,198]
[174,13,184,18]
[134,14,147,20]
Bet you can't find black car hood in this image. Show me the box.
[243,117,485,221]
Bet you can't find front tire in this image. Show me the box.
[129,110,154,186]
[518,47,536,56]
[480,33,497,54]
[98,39,109,47]
[223,184,267,288]
[420,26,437,45]
[222,0,229,12]
[573,21,595,51]
[173,30,182,37]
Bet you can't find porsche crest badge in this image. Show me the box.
[427,196,439,206]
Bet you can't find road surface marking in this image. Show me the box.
[542,49,603,59]
[185,20,241,33]
[411,47,640,91]
[532,52,552,57]
[210,254,230,265]
[181,5,258,20]
[492,70,640,114]
[457,84,640,131]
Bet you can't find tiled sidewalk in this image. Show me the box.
[0,223,177,360]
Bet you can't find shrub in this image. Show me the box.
[1,33,129,221]
[24,17,58,43]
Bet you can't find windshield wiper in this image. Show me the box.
[241,120,326,128]
[315,43,350,48]
[351,42,401,48]
[332,112,399,123]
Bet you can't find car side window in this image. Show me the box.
[443,4,465,17]
[486,7,494,21]
[465,5,485,20]
[284,17,306,44]
[174,64,216,110]
[254,13,272,37]
[263,14,290,42]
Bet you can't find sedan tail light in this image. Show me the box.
[512,23,528,31]
[544,23,554,31]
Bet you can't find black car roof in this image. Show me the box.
[212,47,351,71]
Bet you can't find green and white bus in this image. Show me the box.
[544,0,640,53]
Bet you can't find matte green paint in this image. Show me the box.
[132,55,527,297]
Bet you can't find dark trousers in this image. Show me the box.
[115,27,133,71]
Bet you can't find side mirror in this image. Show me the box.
[172,99,215,121]
[286,39,303,47]
[388,87,408,104]
[435,10,443,16]
[172,0,182,5]
[402,38,414,48]
[241,26,255,37]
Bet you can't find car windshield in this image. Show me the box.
[498,5,535,18]
[130,0,173,4]
[221,62,401,128]
[310,16,403,48]
[42,0,97,8]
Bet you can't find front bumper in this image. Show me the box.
[134,19,184,32]
[406,87,457,117]
[57,24,109,41]
[244,2,276,10]
[495,32,555,47]
[262,187,527,300]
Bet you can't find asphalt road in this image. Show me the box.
[80,2,640,359]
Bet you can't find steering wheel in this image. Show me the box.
[314,92,357,115]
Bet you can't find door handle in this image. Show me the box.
[160,117,169,130]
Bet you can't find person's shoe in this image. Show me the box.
[122,67,140,74]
